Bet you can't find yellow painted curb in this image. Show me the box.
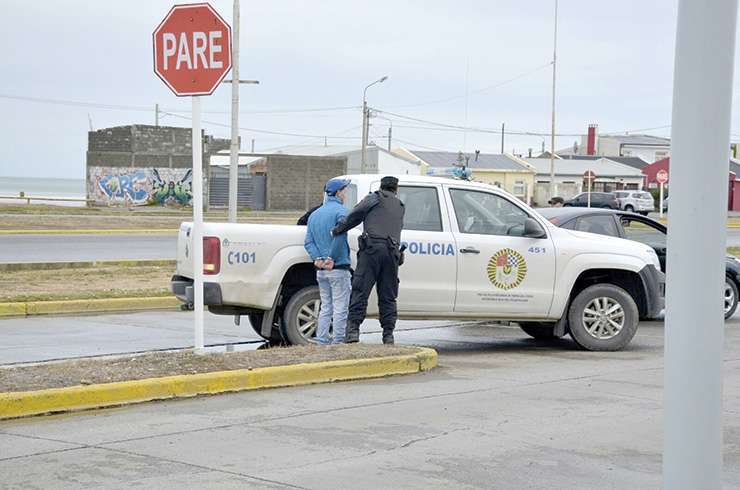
[0,302,26,317]
[0,229,177,235]
[0,348,438,419]
[0,296,179,318]
[0,259,175,272]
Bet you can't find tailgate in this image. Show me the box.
[176,222,194,278]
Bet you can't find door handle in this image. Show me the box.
[460,247,480,254]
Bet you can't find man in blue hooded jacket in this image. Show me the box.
[303,178,352,344]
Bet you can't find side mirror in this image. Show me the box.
[523,217,547,238]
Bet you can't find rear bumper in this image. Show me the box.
[170,275,223,306]
[639,265,665,318]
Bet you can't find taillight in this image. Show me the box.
[203,236,221,275]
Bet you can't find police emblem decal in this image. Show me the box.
[487,248,527,290]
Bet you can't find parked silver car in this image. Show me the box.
[614,190,654,215]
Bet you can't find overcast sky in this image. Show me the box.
[2,0,736,179]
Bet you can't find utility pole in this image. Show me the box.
[501,123,505,153]
[250,138,255,152]
[387,122,392,151]
[549,0,558,200]
[664,0,737,488]
[155,104,159,127]
[227,0,240,223]
[361,101,369,172]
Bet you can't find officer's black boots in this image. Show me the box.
[345,322,360,343]
[382,329,394,345]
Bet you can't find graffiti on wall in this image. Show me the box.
[88,167,193,206]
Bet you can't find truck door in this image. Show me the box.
[446,186,555,316]
[396,184,456,313]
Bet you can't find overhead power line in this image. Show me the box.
[390,61,554,109]
[161,111,361,140]
[0,93,359,115]
[372,107,584,137]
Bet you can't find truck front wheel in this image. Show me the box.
[518,322,563,340]
[568,284,639,351]
[281,286,321,345]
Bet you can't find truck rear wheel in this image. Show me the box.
[518,322,563,340]
[568,284,639,351]
[248,313,283,343]
[281,286,321,345]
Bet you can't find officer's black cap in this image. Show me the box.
[380,176,399,191]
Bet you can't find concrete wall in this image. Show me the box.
[377,151,421,175]
[266,155,347,210]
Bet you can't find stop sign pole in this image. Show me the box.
[153,3,232,352]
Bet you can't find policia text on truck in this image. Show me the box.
[171,175,665,351]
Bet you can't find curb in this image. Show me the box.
[0,229,177,235]
[0,348,438,420]
[0,259,175,272]
[0,296,180,318]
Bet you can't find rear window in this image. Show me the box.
[615,192,628,198]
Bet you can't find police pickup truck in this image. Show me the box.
[172,175,664,351]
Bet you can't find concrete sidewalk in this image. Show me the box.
[1,318,739,488]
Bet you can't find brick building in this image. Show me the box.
[86,124,228,207]
[87,124,348,210]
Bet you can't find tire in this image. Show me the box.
[624,205,634,212]
[519,322,563,340]
[725,278,739,319]
[568,284,639,351]
[280,286,321,345]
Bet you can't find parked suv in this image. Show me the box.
[614,190,654,215]
[563,192,619,209]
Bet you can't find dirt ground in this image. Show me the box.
[0,264,172,302]
[0,344,420,393]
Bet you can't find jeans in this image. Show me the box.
[315,268,352,344]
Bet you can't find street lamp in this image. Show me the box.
[361,76,389,173]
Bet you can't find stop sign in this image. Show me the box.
[153,3,232,96]
[657,169,669,184]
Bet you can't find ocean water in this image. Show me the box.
[0,176,86,207]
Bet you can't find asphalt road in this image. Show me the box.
[0,233,177,263]
[1,312,739,488]
[3,228,740,263]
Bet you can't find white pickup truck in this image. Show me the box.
[172,175,664,351]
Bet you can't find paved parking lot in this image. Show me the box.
[1,315,739,488]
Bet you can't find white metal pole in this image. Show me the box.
[587,178,591,208]
[192,96,205,352]
[548,0,558,201]
[659,182,664,219]
[227,0,240,223]
[664,0,737,487]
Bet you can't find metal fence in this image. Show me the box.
[208,175,265,210]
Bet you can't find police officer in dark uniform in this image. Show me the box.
[332,176,405,344]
